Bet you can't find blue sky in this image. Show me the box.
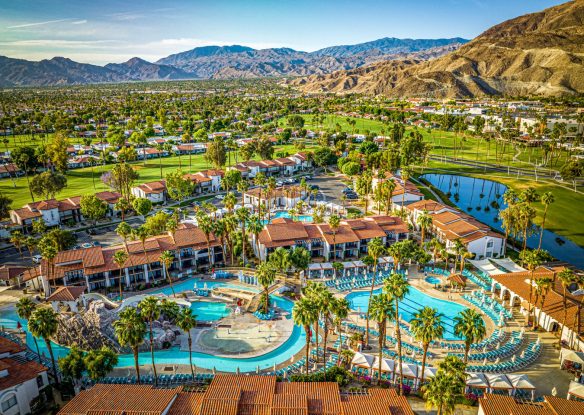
[0,0,567,65]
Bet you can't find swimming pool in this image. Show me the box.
[345,286,469,340]
[262,211,313,225]
[425,276,442,285]
[0,280,306,372]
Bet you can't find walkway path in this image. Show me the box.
[409,176,446,204]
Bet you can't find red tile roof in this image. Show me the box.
[0,357,47,391]
[0,337,26,355]
[46,286,86,302]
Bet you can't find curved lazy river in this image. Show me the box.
[422,174,584,269]
[346,286,468,340]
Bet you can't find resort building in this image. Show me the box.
[478,393,584,415]
[9,192,122,232]
[37,223,222,294]
[489,266,584,351]
[255,215,408,262]
[131,180,167,203]
[243,185,307,211]
[406,200,506,259]
[184,169,224,194]
[58,375,414,415]
[229,152,312,179]
[0,337,49,415]
[0,265,39,287]
[372,173,424,208]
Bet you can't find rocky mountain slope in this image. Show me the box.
[292,0,584,98]
[105,57,192,80]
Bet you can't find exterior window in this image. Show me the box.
[487,241,494,248]
[37,375,44,388]
[1,395,17,411]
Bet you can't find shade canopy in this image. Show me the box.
[308,263,322,271]
[485,374,513,390]
[320,262,334,270]
[372,356,395,373]
[568,380,584,400]
[353,260,366,268]
[395,363,418,379]
[468,259,506,276]
[342,261,357,268]
[466,372,489,389]
[351,352,374,368]
[560,348,584,366]
[491,258,526,273]
[506,374,535,390]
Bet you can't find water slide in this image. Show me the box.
[82,293,120,309]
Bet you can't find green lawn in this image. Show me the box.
[0,144,298,208]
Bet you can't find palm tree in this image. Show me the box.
[138,297,160,386]
[254,172,267,217]
[558,269,578,347]
[29,307,60,385]
[384,178,396,215]
[133,226,152,286]
[113,250,128,300]
[235,207,250,265]
[113,307,146,384]
[290,246,311,281]
[400,166,412,211]
[196,211,215,266]
[247,214,264,263]
[453,308,486,363]
[331,297,350,356]
[256,262,276,313]
[533,277,553,331]
[410,307,444,385]
[292,297,318,375]
[383,273,410,395]
[328,214,340,260]
[538,191,555,249]
[15,298,41,360]
[520,249,542,326]
[365,237,385,347]
[268,247,291,274]
[224,191,236,214]
[416,210,432,246]
[423,357,466,415]
[10,231,24,259]
[159,250,176,297]
[316,288,334,380]
[176,308,197,378]
[368,293,395,383]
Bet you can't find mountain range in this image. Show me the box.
[0,38,467,87]
[292,0,584,98]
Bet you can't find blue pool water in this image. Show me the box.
[425,276,442,285]
[262,211,313,225]
[0,280,306,372]
[422,174,584,269]
[345,286,468,340]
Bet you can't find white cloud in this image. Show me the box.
[7,18,75,29]
[0,39,122,48]
[71,20,88,25]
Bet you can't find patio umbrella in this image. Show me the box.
[313,363,318,372]
[236,366,240,375]
[283,370,287,380]
[256,365,260,374]
[193,365,197,375]
[483,358,487,365]
[512,355,516,363]
[212,366,216,375]
[273,363,277,372]
[290,355,294,363]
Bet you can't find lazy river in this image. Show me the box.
[422,174,584,269]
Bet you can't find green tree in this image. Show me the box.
[59,345,86,385]
[113,307,146,384]
[256,261,277,313]
[410,307,444,385]
[558,269,579,348]
[103,163,139,200]
[132,197,152,219]
[205,138,227,169]
[29,307,60,385]
[538,191,554,249]
[368,293,395,383]
[417,210,433,246]
[423,356,466,415]
[15,297,41,359]
[46,131,69,172]
[365,237,385,347]
[292,297,318,375]
[166,169,193,201]
[159,250,176,297]
[113,250,128,300]
[80,194,108,225]
[331,297,350,355]
[138,296,160,385]
[453,308,486,363]
[222,169,242,192]
[30,170,67,200]
[519,249,543,325]
[0,192,12,219]
[176,308,197,378]
[268,247,291,274]
[290,246,311,280]
[10,231,24,259]
[84,346,118,382]
[327,214,341,261]
[235,207,250,265]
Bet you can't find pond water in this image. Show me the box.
[422,174,584,269]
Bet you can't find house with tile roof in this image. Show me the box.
[255,216,408,262]
[46,286,87,312]
[58,375,414,415]
[229,153,312,179]
[0,337,49,415]
[0,266,36,287]
[38,223,222,294]
[131,180,167,203]
[372,173,424,209]
[478,393,584,415]
[184,170,224,194]
[244,185,306,211]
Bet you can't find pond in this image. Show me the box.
[422,174,584,269]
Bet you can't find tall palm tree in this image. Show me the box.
[254,172,267,217]
[410,307,444,385]
[196,211,215,266]
[29,307,60,385]
[247,214,264,263]
[316,288,334,380]
[235,207,250,265]
[383,272,410,395]
[416,210,432,246]
[328,214,340,261]
[384,178,396,215]
[268,247,291,274]
[159,251,176,297]
[132,226,152,285]
[368,293,395,383]
[256,262,276,313]
[400,166,412,211]
[223,213,238,265]
[113,307,146,384]
[453,309,486,363]
[224,191,236,214]
[558,269,578,347]
[533,277,553,331]
[113,250,128,300]
[538,191,555,249]
[138,297,160,385]
[331,297,350,356]
[10,231,24,259]
[365,237,386,347]
[176,308,197,378]
[15,298,41,359]
[520,249,542,326]
[292,297,318,375]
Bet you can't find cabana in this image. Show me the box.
[491,258,526,273]
[372,356,395,376]
[352,260,367,271]
[380,256,394,271]
[395,362,418,386]
[466,372,489,396]
[507,374,536,400]
[485,373,513,395]
[308,263,323,279]
[560,348,584,370]
[468,259,506,276]
[321,262,334,278]
[351,352,374,375]
[342,261,357,277]
[447,274,467,289]
[568,380,584,401]
[418,366,437,382]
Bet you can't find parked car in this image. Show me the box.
[345,193,358,200]
[342,187,353,194]
[32,254,42,263]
